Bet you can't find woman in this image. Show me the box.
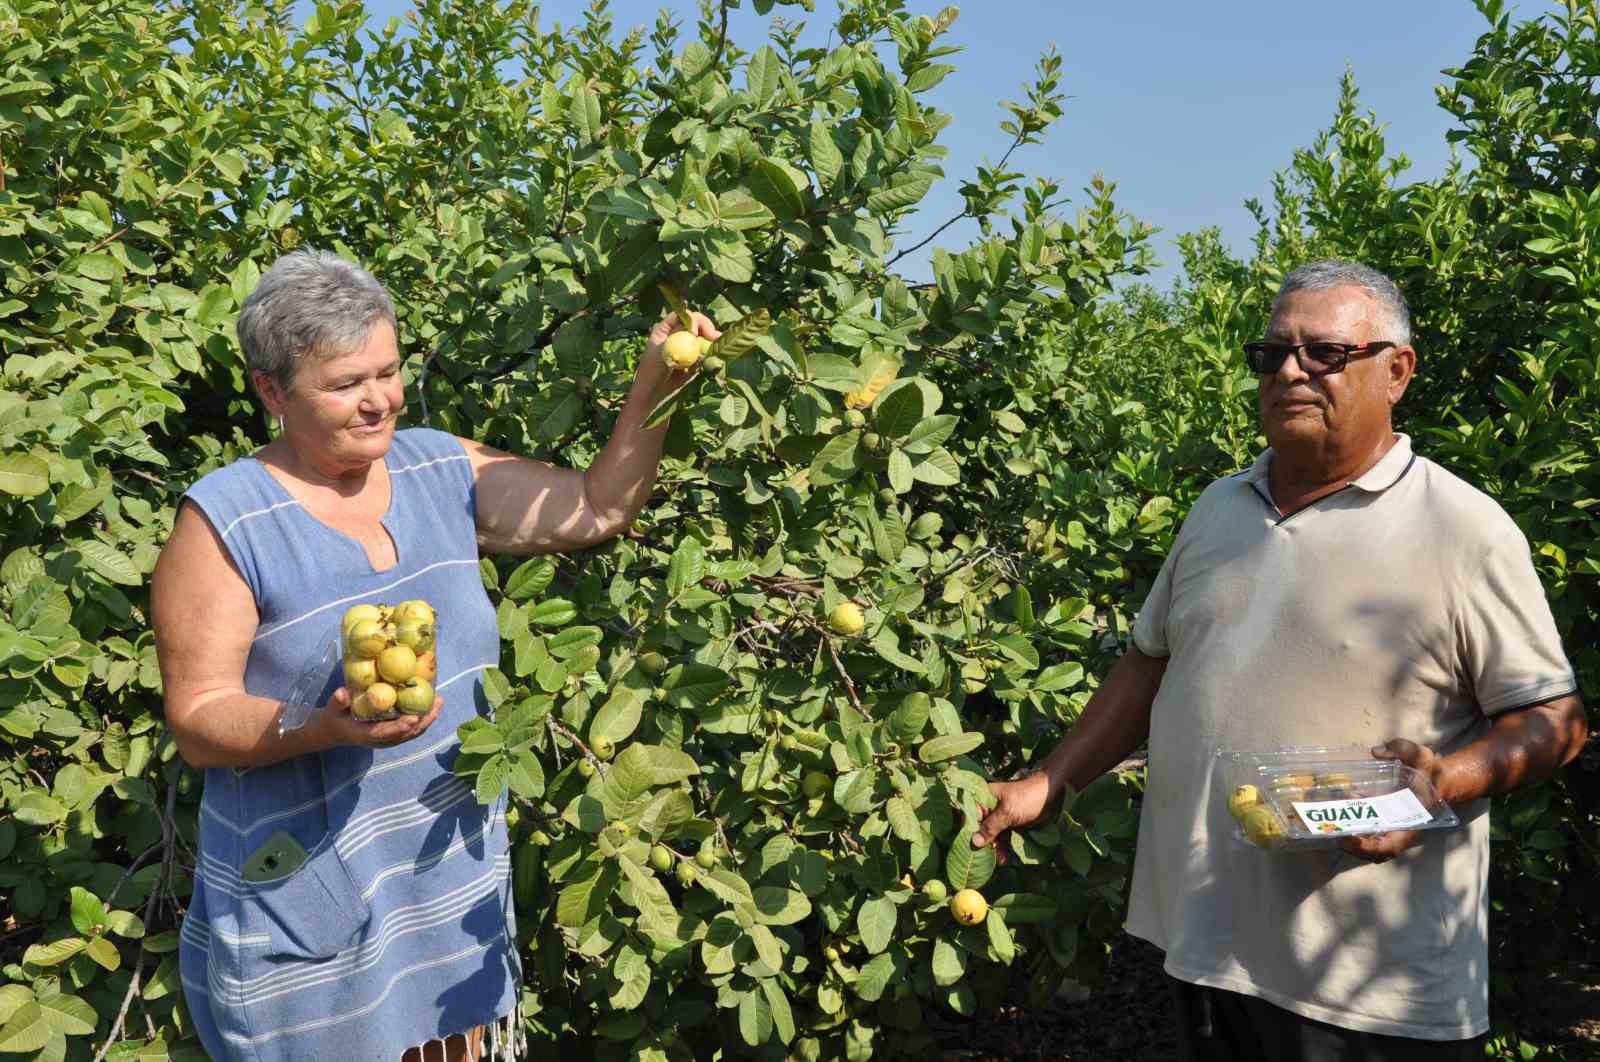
[152,249,715,1061]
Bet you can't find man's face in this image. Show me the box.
[1258,286,1409,454]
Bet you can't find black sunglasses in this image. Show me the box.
[1242,340,1397,377]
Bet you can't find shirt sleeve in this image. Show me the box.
[1454,520,1577,715]
[1131,544,1177,659]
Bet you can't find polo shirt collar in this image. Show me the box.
[1240,433,1415,499]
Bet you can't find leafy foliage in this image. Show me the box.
[0,0,1594,1059]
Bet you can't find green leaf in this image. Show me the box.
[854,953,895,1002]
[667,537,706,596]
[762,978,796,1044]
[708,308,773,359]
[36,992,96,1036]
[68,887,107,935]
[570,87,603,145]
[474,753,512,804]
[902,414,958,453]
[874,384,925,438]
[73,253,123,281]
[213,151,247,182]
[194,283,234,327]
[85,936,121,971]
[887,449,913,493]
[0,453,50,497]
[751,886,811,926]
[918,732,984,763]
[945,828,997,890]
[22,938,84,967]
[12,791,67,826]
[885,796,924,842]
[807,120,843,188]
[931,936,966,986]
[738,986,773,1047]
[602,744,700,804]
[911,448,961,486]
[105,910,145,939]
[745,45,782,102]
[986,909,1016,962]
[0,986,29,1025]
[663,662,730,707]
[528,598,578,626]
[590,689,643,744]
[557,862,619,928]
[747,160,804,222]
[808,431,862,486]
[0,1002,51,1054]
[856,896,896,955]
[505,558,556,601]
[506,749,545,800]
[78,542,146,589]
[697,866,755,906]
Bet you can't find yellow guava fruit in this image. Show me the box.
[343,658,378,691]
[1241,805,1288,848]
[394,678,435,716]
[950,888,988,926]
[661,330,704,371]
[392,599,435,626]
[377,644,418,684]
[346,620,388,659]
[342,604,383,633]
[827,602,865,636]
[1227,784,1263,821]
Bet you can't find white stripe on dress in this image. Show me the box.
[218,499,303,539]
[389,455,471,475]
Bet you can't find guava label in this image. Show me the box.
[1289,788,1432,835]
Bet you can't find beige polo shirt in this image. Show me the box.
[1128,434,1575,1040]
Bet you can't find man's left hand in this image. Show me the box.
[1340,738,1441,864]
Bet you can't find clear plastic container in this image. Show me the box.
[279,633,344,737]
[1216,745,1459,851]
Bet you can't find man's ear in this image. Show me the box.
[1387,345,1416,406]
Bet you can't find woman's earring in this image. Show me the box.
[276,415,285,435]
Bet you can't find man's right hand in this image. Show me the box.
[319,687,443,749]
[972,772,1056,862]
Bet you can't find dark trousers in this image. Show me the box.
[1170,977,1486,1062]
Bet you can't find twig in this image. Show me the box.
[92,784,177,1062]
[885,131,1029,268]
[713,0,730,64]
[819,626,872,721]
[547,717,607,775]
[102,839,166,911]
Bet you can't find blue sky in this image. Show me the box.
[314,0,1527,287]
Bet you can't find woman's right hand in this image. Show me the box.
[318,687,443,749]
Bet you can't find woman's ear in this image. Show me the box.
[252,370,289,418]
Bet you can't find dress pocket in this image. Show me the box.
[246,841,372,961]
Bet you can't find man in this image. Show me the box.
[974,261,1589,1060]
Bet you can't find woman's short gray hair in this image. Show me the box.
[1272,259,1412,346]
[237,249,398,390]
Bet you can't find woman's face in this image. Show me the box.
[282,321,405,471]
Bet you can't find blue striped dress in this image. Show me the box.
[178,428,520,1061]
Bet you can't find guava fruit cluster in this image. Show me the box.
[340,599,438,721]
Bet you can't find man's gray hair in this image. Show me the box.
[1273,259,1411,346]
[237,249,398,390]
